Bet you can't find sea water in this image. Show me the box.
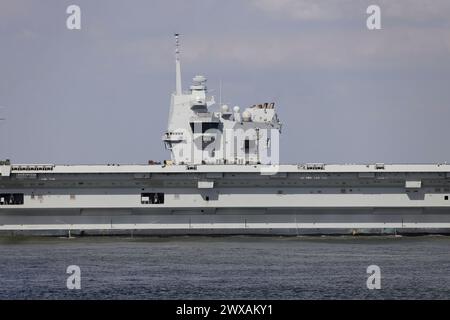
[0,235,448,299]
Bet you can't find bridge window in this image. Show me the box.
[244,139,250,153]
[141,193,164,204]
[445,196,449,200]
[189,122,220,133]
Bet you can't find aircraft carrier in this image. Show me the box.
[1,34,450,235]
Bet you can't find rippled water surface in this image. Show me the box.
[0,235,449,299]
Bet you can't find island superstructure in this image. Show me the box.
[1,35,449,235]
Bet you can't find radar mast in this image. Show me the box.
[174,33,182,95]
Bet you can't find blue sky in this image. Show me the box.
[1,0,450,164]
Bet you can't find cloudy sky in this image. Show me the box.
[1,0,450,164]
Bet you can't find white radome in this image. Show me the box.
[242,110,251,121]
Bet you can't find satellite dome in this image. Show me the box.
[242,110,251,122]
[193,75,206,84]
[233,106,240,113]
[221,104,229,113]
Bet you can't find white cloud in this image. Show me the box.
[179,27,450,70]
[384,0,450,22]
[89,24,450,74]
[250,0,361,21]
[250,0,450,22]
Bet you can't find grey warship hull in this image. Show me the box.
[1,164,450,235]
